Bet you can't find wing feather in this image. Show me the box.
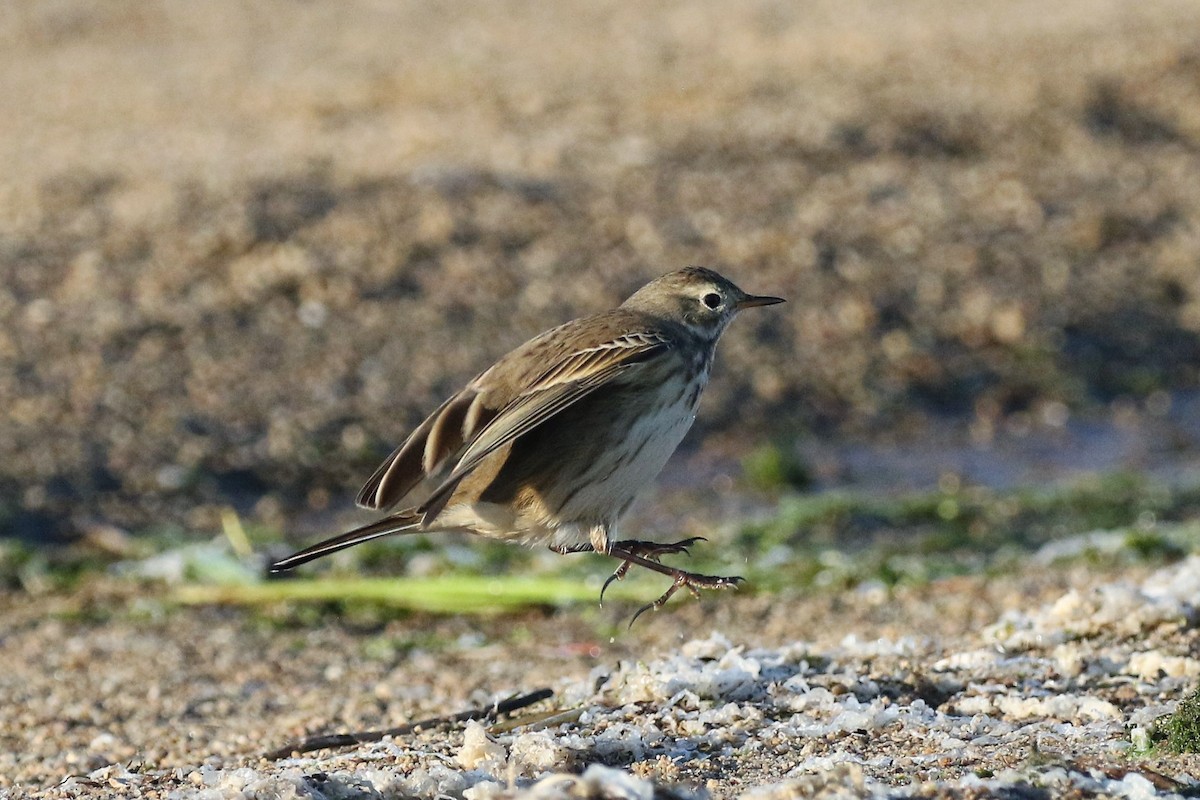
[356,389,497,510]
[416,332,671,521]
[355,321,672,516]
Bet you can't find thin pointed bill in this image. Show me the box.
[736,294,786,309]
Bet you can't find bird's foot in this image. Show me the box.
[613,536,706,559]
[629,570,743,627]
[601,539,742,620]
[599,537,707,602]
[553,537,738,618]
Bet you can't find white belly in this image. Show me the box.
[551,376,699,541]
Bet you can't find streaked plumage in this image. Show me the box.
[272,267,783,617]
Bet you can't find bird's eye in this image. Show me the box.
[701,292,722,310]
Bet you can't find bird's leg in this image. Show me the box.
[550,537,729,612]
[548,541,635,603]
[550,541,632,601]
[603,544,742,623]
[612,536,707,558]
[550,536,704,558]
[549,543,595,555]
[598,537,707,602]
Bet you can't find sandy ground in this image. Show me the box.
[3,552,1198,799]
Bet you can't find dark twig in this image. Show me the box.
[265,688,554,760]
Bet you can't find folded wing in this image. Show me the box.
[356,327,671,519]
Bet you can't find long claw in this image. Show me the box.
[629,575,682,626]
[599,561,632,606]
[610,536,707,560]
[655,535,706,553]
[627,572,744,627]
[664,536,706,556]
[628,599,661,627]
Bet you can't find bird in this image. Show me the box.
[271,267,784,621]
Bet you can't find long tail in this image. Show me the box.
[270,511,422,572]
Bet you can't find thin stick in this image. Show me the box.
[265,688,554,760]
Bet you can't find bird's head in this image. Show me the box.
[622,266,784,341]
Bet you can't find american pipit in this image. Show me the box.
[272,267,784,619]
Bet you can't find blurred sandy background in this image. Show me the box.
[4,0,1200,542]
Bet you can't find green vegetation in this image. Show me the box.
[0,538,119,593]
[741,442,812,492]
[730,471,1200,593]
[1151,686,1200,754]
[173,574,653,615]
[738,472,1194,554]
[6,470,1199,617]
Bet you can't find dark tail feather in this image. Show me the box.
[271,512,422,572]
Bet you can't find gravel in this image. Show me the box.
[5,545,1199,799]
